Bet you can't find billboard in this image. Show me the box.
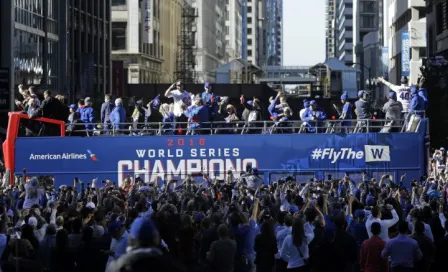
[141,0,153,44]
[401,31,410,77]
[14,133,425,187]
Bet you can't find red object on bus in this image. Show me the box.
[2,112,65,185]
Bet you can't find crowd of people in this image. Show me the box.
[5,77,438,272]
[14,76,428,136]
[0,159,447,272]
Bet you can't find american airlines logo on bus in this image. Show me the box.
[311,145,391,163]
[29,153,88,160]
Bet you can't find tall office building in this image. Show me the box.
[225,0,243,62]
[0,0,111,106]
[325,0,338,59]
[387,0,426,84]
[244,0,260,66]
[0,0,61,101]
[264,0,283,66]
[190,0,226,83]
[111,0,163,84]
[426,0,448,58]
[336,0,354,64]
[67,1,112,102]
[352,0,378,66]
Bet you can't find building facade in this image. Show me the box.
[160,0,183,83]
[225,0,243,62]
[68,0,112,102]
[189,0,226,83]
[264,0,283,66]
[0,0,111,106]
[352,0,378,66]
[387,0,426,85]
[325,0,338,59]
[426,0,448,58]
[0,0,61,105]
[244,0,261,66]
[111,0,163,85]
[336,0,354,65]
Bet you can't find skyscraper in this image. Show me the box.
[336,0,354,64]
[225,0,243,62]
[111,0,163,84]
[264,0,283,66]
[352,0,378,67]
[0,0,112,105]
[325,0,338,59]
[190,0,227,83]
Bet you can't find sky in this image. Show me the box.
[283,0,326,66]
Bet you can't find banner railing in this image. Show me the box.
[58,118,422,136]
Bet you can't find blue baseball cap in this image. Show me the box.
[247,100,253,105]
[68,104,76,109]
[410,86,418,94]
[354,209,365,218]
[108,220,124,232]
[310,100,317,106]
[204,82,212,88]
[340,91,348,101]
[389,91,396,98]
[358,90,365,97]
[129,217,158,241]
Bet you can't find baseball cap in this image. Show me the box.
[388,91,396,98]
[85,97,92,103]
[129,217,158,242]
[86,202,96,209]
[68,104,76,109]
[28,216,38,228]
[204,82,212,88]
[354,209,365,218]
[310,100,317,106]
[358,90,365,97]
[247,100,253,105]
[108,220,124,232]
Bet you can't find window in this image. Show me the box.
[112,0,126,6]
[248,6,252,13]
[248,39,252,45]
[346,38,353,43]
[247,17,252,24]
[360,15,375,28]
[345,14,353,20]
[226,26,229,35]
[112,22,126,50]
[248,50,252,56]
[247,28,252,35]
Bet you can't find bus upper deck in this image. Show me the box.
[2,112,430,187]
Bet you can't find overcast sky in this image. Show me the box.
[283,0,326,66]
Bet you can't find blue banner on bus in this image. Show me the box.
[14,133,425,186]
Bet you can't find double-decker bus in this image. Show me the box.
[2,112,429,187]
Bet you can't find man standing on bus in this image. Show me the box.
[165,81,192,135]
[378,76,411,114]
[101,94,115,130]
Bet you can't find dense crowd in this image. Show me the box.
[0,157,446,272]
[14,76,428,136]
